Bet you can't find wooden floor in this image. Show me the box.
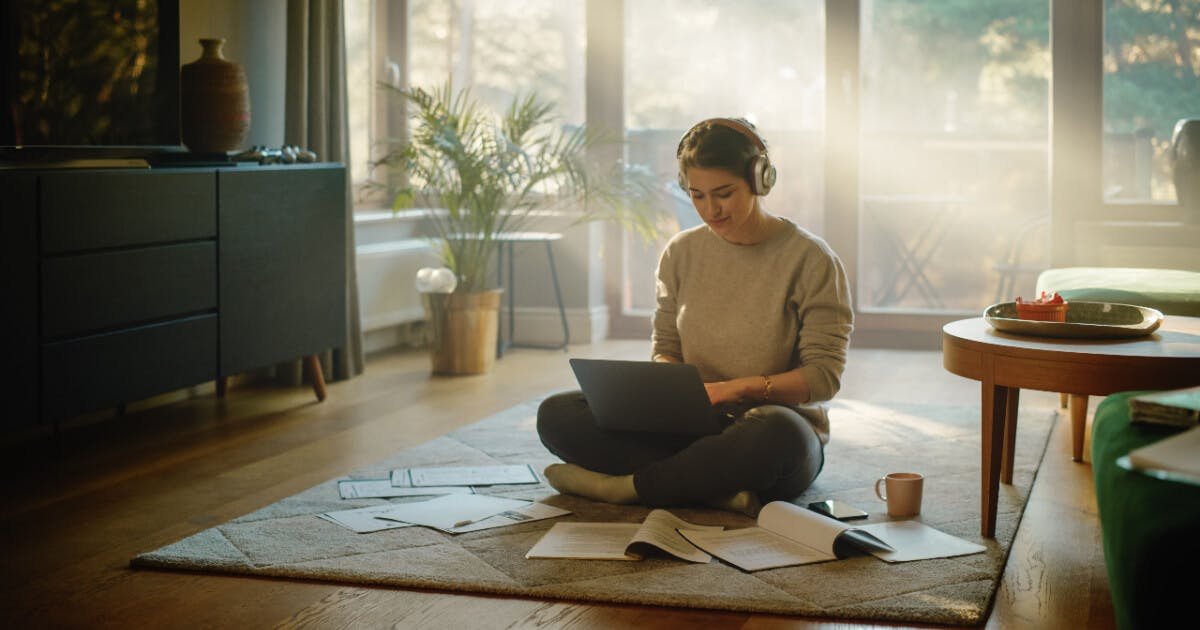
[0,341,1115,629]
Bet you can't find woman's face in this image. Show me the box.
[683,166,760,244]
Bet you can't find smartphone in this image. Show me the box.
[808,499,868,521]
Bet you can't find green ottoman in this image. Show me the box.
[1035,267,1200,316]
[1092,392,1200,630]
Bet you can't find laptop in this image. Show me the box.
[568,358,735,435]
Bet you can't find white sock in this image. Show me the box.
[543,463,639,504]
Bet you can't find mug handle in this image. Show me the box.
[874,477,887,501]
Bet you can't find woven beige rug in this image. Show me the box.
[132,397,1055,626]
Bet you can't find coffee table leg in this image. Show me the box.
[981,381,1009,538]
[1069,394,1089,462]
[1001,388,1020,484]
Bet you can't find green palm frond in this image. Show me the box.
[376,81,669,293]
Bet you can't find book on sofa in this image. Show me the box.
[1129,386,1200,427]
[1123,425,1200,485]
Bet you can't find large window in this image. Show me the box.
[408,0,584,122]
[345,0,1195,343]
[345,0,584,208]
[1102,0,1200,203]
[619,0,826,316]
[858,1,1050,311]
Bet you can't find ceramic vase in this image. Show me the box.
[180,38,250,154]
[1172,118,1200,221]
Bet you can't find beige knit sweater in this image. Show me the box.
[651,219,854,442]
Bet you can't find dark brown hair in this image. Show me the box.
[676,118,764,186]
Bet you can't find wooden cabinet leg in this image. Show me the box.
[1059,392,1068,408]
[305,355,327,402]
[1069,394,1088,462]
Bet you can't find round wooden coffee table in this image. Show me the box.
[942,315,1200,537]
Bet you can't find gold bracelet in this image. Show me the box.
[761,375,773,401]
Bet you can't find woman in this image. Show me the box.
[537,118,853,516]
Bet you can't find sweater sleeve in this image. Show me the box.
[651,242,683,362]
[794,245,854,403]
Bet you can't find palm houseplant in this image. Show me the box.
[378,83,665,375]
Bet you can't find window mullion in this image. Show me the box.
[824,0,861,308]
[1049,0,1103,267]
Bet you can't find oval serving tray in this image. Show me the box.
[984,301,1164,339]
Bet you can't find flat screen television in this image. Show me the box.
[0,0,181,161]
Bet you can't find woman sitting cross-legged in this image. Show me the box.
[537,118,853,516]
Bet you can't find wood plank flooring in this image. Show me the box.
[0,341,1115,629]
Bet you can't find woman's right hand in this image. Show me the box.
[705,380,748,405]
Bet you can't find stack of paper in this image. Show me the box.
[322,493,570,535]
[322,464,568,534]
[337,479,473,499]
[393,464,541,487]
[318,505,416,534]
[337,464,541,499]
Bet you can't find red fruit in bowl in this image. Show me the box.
[1016,290,1063,305]
[1014,290,1068,322]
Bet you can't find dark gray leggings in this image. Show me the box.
[536,391,824,507]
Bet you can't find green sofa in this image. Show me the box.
[1036,267,1200,316]
[1091,392,1200,630]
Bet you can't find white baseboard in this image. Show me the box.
[499,305,610,346]
[364,321,429,355]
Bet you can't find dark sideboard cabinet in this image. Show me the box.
[1,163,347,428]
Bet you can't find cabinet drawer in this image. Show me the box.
[41,170,216,253]
[41,315,217,420]
[42,242,217,338]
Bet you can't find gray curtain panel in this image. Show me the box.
[277,0,364,383]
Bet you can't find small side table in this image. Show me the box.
[493,232,569,357]
[942,315,1200,537]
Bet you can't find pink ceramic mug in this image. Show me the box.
[874,472,924,517]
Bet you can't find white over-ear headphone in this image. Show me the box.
[676,118,777,196]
